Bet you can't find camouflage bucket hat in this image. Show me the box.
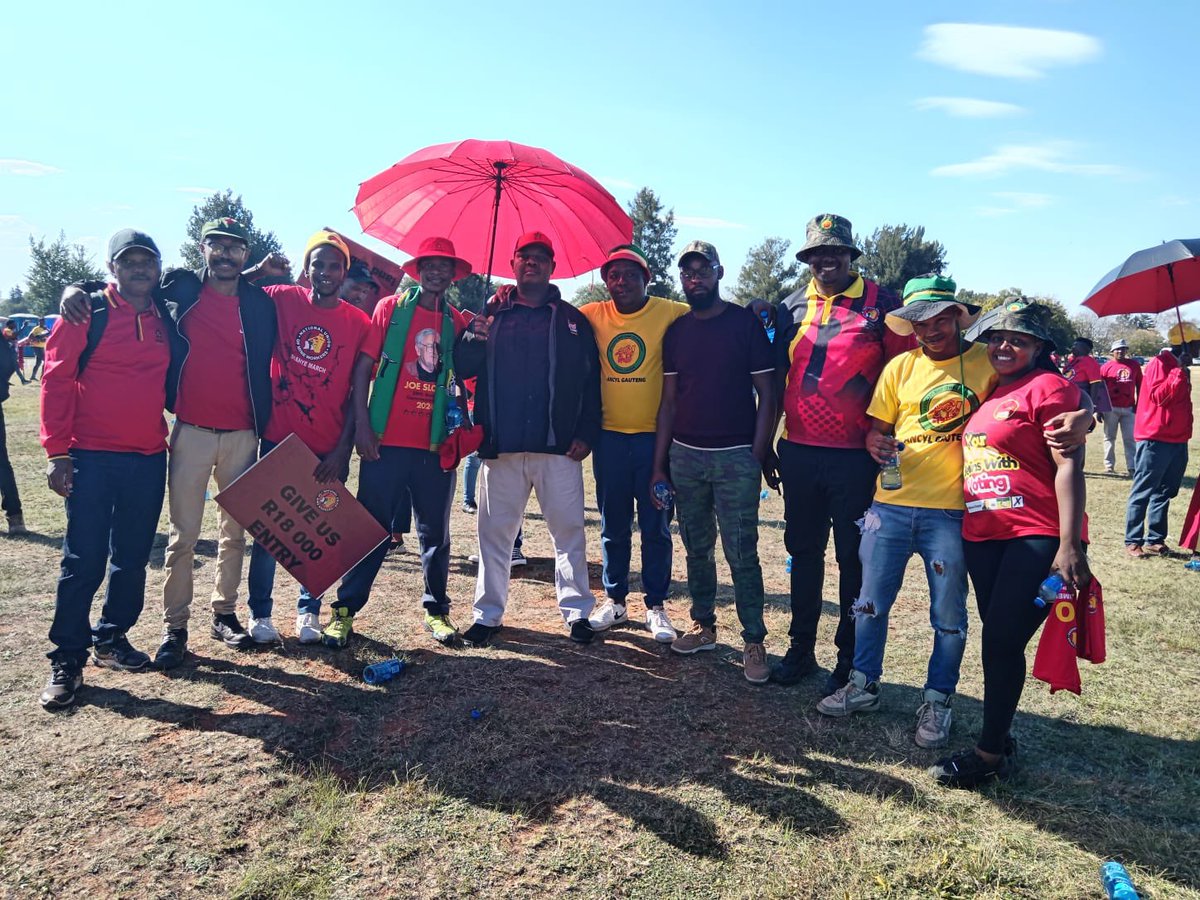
[974,299,1057,354]
[796,214,860,263]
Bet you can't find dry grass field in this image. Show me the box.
[0,379,1197,899]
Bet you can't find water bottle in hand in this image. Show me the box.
[1034,573,1065,608]
[880,442,905,491]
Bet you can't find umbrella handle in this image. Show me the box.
[483,161,508,291]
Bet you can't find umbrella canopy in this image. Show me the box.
[1082,239,1200,317]
[354,139,633,280]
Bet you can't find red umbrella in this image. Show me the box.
[1082,239,1200,333]
[353,139,632,281]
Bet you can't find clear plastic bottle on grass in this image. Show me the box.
[1099,861,1140,899]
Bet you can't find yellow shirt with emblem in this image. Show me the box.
[581,295,690,433]
[866,342,998,509]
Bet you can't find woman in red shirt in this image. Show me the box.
[931,302,1091,788]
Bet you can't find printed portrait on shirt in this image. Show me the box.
[404,328,440,382]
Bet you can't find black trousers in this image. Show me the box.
[963,536,1058,755]
[0,401,21,517]
[778,439,878,674]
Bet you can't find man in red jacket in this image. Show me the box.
[1125,325,1197,557]
[39,229,172,709]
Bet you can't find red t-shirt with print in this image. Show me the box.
[262,285,372,455]
[364,296,468,450]
[962,369,1080,542]
[174,283,254,431]
[1062,354,1102,389]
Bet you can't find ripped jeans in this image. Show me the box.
[852,501,968,695]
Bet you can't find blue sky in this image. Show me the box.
[3,0,1198,312]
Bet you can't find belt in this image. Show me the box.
[180,421,242,434]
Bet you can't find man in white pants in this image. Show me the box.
[455,232,602,646]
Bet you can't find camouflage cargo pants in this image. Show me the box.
[668,442,766,643]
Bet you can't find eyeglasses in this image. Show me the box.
[679,264,716,281]
[986,333,1037,350]
[203,240,248,256]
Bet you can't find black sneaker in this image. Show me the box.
[462,623,500,648]
[211,613,252,649]
[92,634,150,671]
[929,747,1012,789]
[154,629,188,669]
[569,619,594,644]
[771,645,820,685]
[40,661,83,710]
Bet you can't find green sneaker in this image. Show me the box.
[322,606,355,648]
[424,611,459,644]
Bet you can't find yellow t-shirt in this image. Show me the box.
[866,342,998,509]
[581,295,690,433]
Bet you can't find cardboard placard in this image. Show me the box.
[215,434,388,597]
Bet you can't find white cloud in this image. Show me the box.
[676,215,746,229]
[976,191,1054,216]
[175,186,219,195]
[918,24,1101,79]
[598,176,634,191]
[932,142,1124,178]
[0,158,62,176]
[914,96,1024,118]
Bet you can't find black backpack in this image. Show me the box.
[76,291,115,376]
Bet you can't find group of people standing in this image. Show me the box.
[31,208,1190,793]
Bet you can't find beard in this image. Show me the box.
[684,284,720,311]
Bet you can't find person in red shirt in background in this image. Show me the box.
[930,301,1089,788]
[242,232,372,644]
[1125,324,1197,557]
[1061,337,1105,412]
[1099,339,1142,475]
[326,237,474,648]
[39,230,173,709]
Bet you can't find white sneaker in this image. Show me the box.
[248,616,280,644]
[296,613,322,644]
[645,607,677,643]
[589,600,628,631]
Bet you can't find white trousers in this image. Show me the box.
[473,452,595,627]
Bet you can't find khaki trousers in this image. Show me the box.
[161,422,258,629]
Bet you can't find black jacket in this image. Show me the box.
[456,285,601,459]
[156,268,277,436]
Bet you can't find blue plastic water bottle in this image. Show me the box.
[1185,559,1200,572]
[1035,573,1065,608]
[652,481,674,507]
[1099,861,1140,899]
[785,555,793,574]
[760,489,769,499]
[445,404,464,434]
[363,657,405,685]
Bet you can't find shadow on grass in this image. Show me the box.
[81,623,1199,886]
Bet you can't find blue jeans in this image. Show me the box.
[247,439,328,619]
[47,449,167,663]
[337,446,455,615]
[592,430,672,606]
[852,502,969,695]
[1125,439,1189,545]
[669,442,766,643]
[463,452,481,505]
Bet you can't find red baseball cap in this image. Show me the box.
[402,236,473,282]
[513,231,554,258]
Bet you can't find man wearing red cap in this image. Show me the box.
[241,231,373,643]
[456,231,602,647]
[581,245,688,642]
[60,217,278,669]
[321,236,474,648]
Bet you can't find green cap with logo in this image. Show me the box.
[975,299,1058,353]
[796,214,860,263]
[200,217,251,244]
